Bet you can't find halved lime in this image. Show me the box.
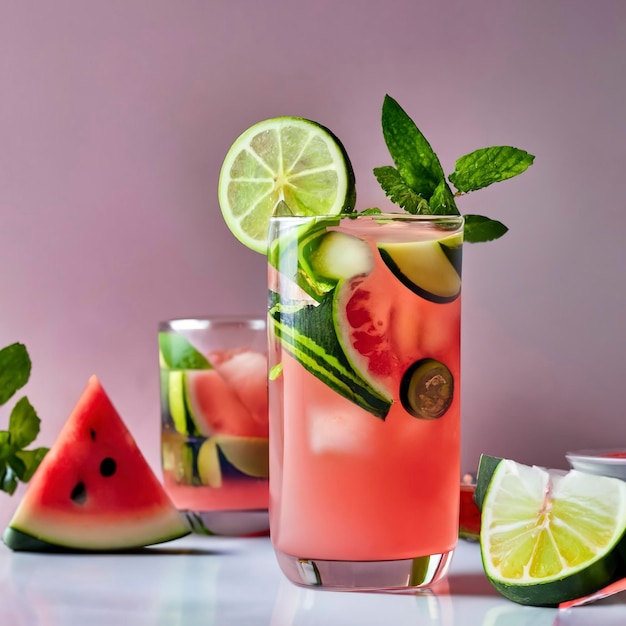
[218,117,356,253]
[480,458,626,606]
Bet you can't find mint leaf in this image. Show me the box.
[449,147,535,193]
[463,215,508,243]
[373,166,430,214]
[429,180,460,215]
[381,95,445,198]
[7,453,26,480]
[158,333,211,370]
[0,343,31,406]
[0,431,11,457]
[9,397,40,449]
[14,448,48,482]
[373,96,534,244]
[0,342,47,495]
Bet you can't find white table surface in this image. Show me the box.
[0,534,624,625]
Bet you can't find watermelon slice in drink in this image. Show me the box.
[3,376,189,551]
[211,349,269,436]
[184,367,264,438]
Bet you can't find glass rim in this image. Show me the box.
[268,212,464,224]
[159,316,266,332]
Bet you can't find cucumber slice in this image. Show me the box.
[309,231,373,281]
[197,439,222,488]
[378,234,461,303]
[214,435,269,478]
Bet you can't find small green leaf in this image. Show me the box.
[463,215,508,243]
[7,453,26,480]
[449,147,535,193]
[0,343,31,406]
[158,333,211,370]
[373,166,430,214]
[269,363,283,381]
[429,180,460,215]
[1,464,18,495]
[381,95,445,198]
[361,207,382,215]
[14,447,48,482]
[9,397,40,449]
[0,431,12,458]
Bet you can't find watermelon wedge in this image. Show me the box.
[3,376,189,551]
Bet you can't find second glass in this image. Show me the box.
[159,317,269,535]
[268,213,463,590]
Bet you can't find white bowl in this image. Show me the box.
[566,449,626,481]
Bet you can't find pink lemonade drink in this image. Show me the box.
[158,318,270,536]
[268,214,463,589]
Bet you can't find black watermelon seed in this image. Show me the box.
[89,428,97,440]
[70,481,87,505]
[100,457,117,477]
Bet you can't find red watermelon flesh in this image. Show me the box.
[185,361,268,438]
[211,349,269,436]
[3,375,189,551]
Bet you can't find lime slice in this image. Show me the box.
[218,117,356,254]
[480,458,626,606]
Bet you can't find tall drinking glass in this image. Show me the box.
[267,213,463,590]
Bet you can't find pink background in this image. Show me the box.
[0,1,624,520]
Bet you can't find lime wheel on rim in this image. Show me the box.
[218,117,356,254]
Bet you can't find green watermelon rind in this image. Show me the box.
[3,503,190,552]
[2,523,189,553]
[269,293,392,419]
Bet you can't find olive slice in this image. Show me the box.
[378,235,462,304]
[400,358,454,420]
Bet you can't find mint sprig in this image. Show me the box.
[0,342,48,495]
[374,94,534,243]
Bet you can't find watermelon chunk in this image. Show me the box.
[3,376,189,551]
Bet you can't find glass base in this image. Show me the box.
[183,509,269,536]
[274,548,454,591]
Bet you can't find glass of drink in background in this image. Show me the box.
[158,317,269,535]
[268,213,463,589]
